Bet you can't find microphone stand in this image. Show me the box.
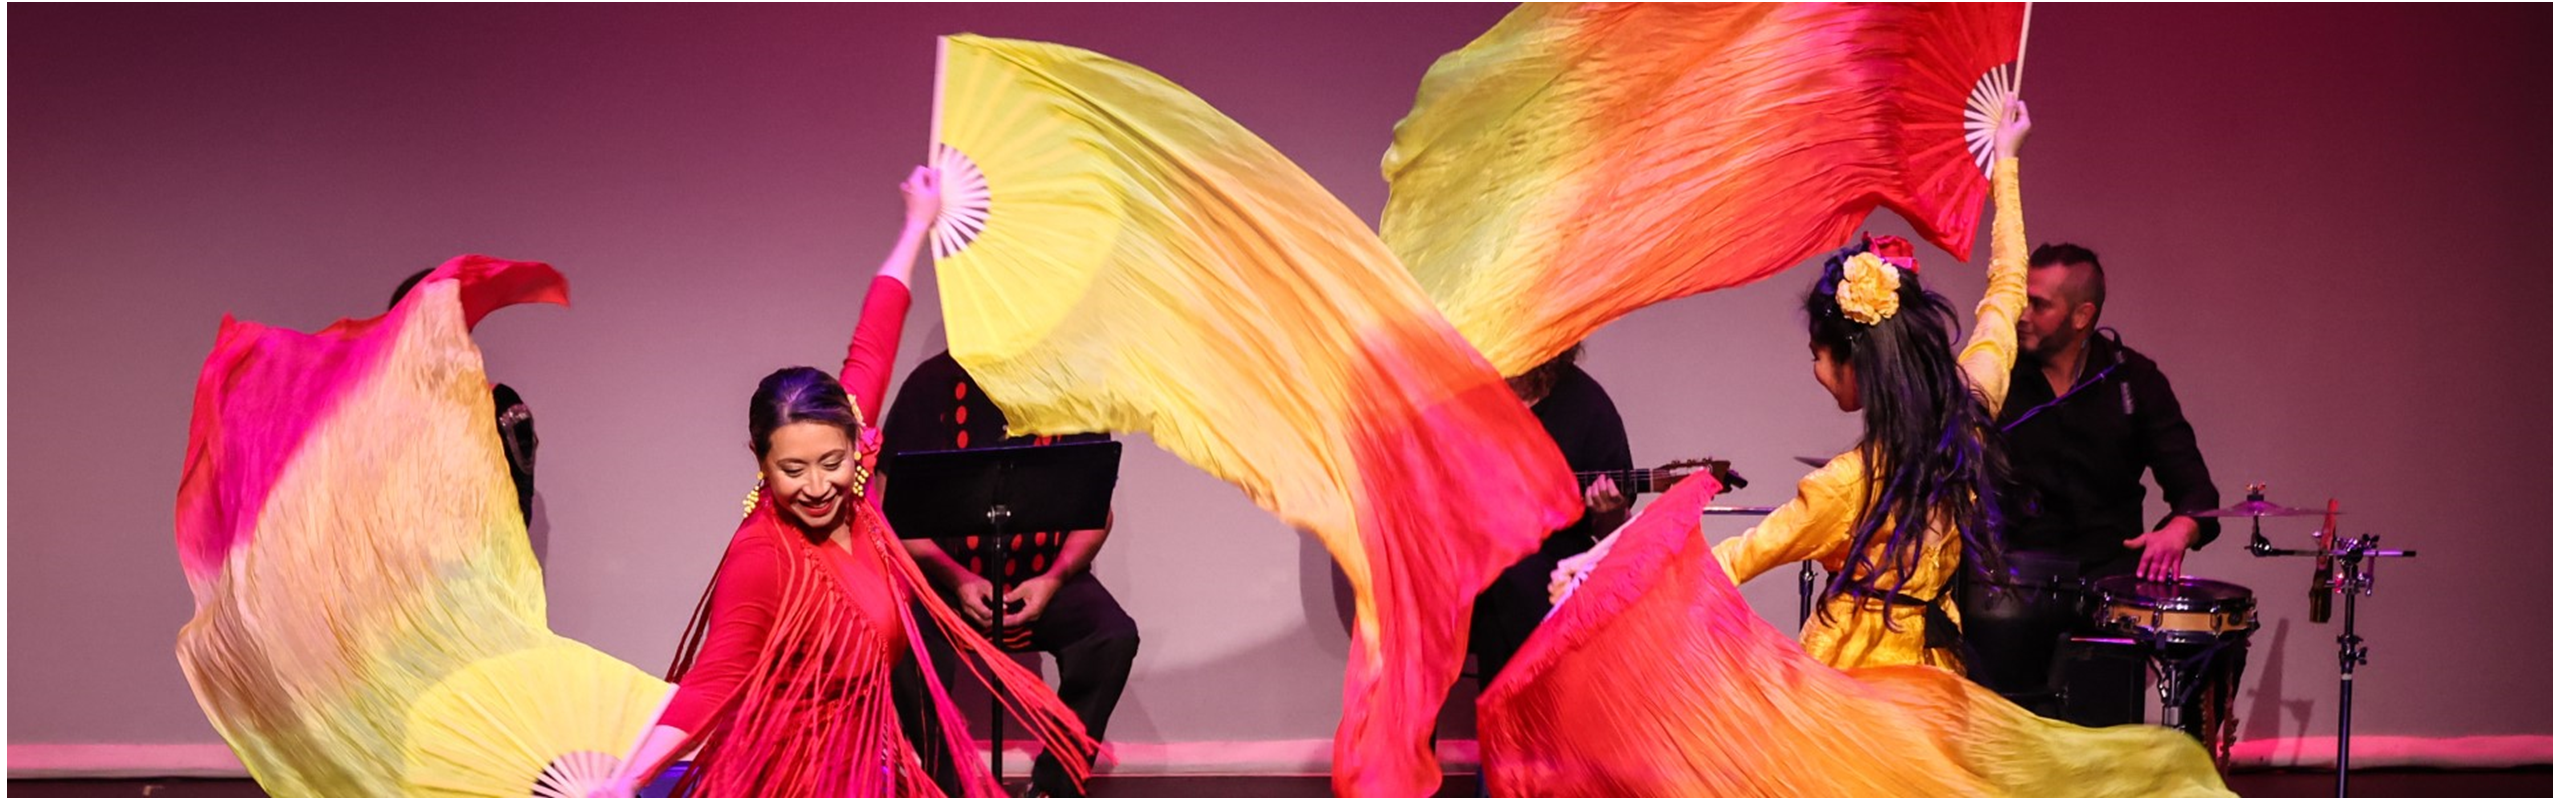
[2242,486,2417,797]
[1798,561,1817,629]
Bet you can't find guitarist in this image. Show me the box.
[1471,343,1634,684]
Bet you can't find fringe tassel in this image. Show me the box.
[869,508,1097,793]
[664,499,1091,797]
[669,506,922,797]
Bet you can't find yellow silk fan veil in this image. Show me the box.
[925,35,1578,797]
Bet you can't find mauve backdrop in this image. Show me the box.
[9,3,2550,774]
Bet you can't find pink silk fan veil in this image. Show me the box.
[174,256,672,798]
[1380,2,2029,376]
[1484,474,2231,798]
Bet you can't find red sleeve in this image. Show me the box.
[840,276,912,425]
[660,534,785,733]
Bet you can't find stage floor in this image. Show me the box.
[11,768,2552,798]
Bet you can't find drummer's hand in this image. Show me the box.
[2122,517,2199,582]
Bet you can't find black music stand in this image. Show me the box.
[883,441,1121,787]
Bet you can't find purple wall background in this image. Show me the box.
[11,3,2549,763]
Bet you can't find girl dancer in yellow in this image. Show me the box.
[1557,102,2032,672]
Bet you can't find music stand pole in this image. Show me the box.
[883,441,1122,791]
[985,499,1012,783]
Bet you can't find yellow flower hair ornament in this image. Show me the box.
[1834,252,1905,325]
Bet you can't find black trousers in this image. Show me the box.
[1960,551,2090,716]
[896,572,1140,797]
[1470,532,1598,689]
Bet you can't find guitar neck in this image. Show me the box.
[1573,468,1658,495]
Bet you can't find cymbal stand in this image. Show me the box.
[2251,524,2417,797]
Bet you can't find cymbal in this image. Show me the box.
[1794,455,1832,468]
[2194,499,2339,518]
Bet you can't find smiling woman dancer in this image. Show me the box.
[598,168,1091,798]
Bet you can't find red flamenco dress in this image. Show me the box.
[651,277,1092,797]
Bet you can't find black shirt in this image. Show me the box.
[1532,364,1635,557]
[1996,331,2220,575]
[1469,362,1634,683]
[878,351,1111,581]
[491,383,536,524]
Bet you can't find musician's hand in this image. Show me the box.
[1995,99,2032,160]
[955,575,999,628]
[2122,518,2198,582]
[1585,474,1629,516]
[1003,575,1062,628]
[1711,464,1743,495]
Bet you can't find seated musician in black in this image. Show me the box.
[881,350,1140,799]
[1470,343,1633,684]
[1965,243,2225,726]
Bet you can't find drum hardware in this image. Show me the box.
[2197,499,2337,518]
[2066,634,2141,647]
[2087,573,2259,759]
[1798,559,1814,628]
[2238,484,2417,798]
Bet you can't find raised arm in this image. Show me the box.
[841,167,943,423]
[1957,100,2032,416]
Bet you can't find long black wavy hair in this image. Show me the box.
[1802,235,2007,626]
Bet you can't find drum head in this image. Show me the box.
[2090,575,2254,611]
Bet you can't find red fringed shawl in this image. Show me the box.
[662,496,1092,797]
